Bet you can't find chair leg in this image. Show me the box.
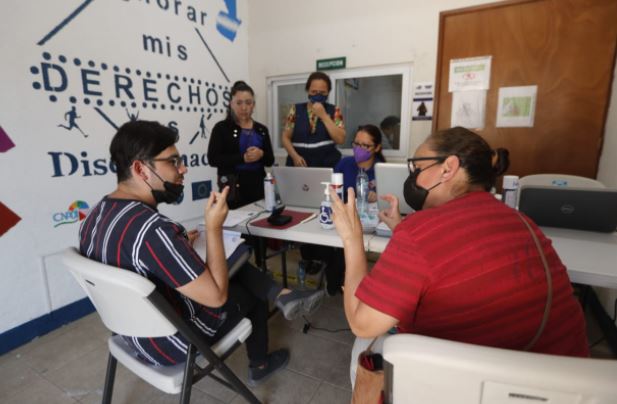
[215,364,261,404]
[102,353,117,404]
[179,345,196,404]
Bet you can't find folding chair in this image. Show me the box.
[62,247,260,404]
[382,333,617,404]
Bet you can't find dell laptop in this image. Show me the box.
[518,186,617,233]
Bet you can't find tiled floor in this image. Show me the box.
[1,248,615,403]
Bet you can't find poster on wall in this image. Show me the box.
[496,85,538,127]
[0,1,249,325]
[412,82,433,121]
[451,90,486,129]
[448,56,492,92]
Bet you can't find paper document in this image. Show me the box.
[194,229,245,260]
[223,210,258,228]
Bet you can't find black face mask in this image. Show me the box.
[403,170,441,211]
[145,166,184,205]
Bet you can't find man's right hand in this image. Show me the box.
[378,194,402,230]
[205,186,229,230]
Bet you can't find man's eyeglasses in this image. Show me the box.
[352,141,375,150]
[407,156,447,174]
[151,156,185,169]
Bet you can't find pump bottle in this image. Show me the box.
[319,182,334,230]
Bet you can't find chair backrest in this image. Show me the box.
[519,174,605,189]
[62,247,178,338]
[383,334,617,404]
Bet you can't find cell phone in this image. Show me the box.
[267,205,292,226]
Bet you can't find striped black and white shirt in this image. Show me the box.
[79,196,226,366]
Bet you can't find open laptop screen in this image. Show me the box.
[272,166,333,209]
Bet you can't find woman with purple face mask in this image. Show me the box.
[334,124,386,203]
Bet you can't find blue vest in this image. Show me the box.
[287,102,341,168]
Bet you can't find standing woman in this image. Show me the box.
[208,81,274,209]
[281,72,345,168]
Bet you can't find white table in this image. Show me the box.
[369,227,617,290]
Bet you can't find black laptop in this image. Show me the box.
[518,186,617,233]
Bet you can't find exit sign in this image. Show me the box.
[316,57,346,71]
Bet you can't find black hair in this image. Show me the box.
[356,124,386,163]
[110,120,179,182]
[305,71,332,92]
[428,126,509,191]
[226,80,255,121]
[379,115,400,130]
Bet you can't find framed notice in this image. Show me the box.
[496,85,538,127]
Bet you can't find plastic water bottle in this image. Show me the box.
[264,172,275,211]
[502,175,520,209]
[297,261,306,289]
[356,168,370,223]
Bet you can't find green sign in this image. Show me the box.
[316,57,346,71]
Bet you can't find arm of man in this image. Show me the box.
[177,188,230,307]
[330,187,399,337]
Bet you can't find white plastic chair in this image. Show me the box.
[382,334,617,404]
[62,247,259,404]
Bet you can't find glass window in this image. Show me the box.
[335,74,402,149]
[267,64,412,158]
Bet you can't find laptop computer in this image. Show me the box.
[375,163,413,215]
[272,166,333,208]
[518,186,617,233]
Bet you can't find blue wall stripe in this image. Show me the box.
[0,298,96,356]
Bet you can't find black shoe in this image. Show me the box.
[247,349,290,387]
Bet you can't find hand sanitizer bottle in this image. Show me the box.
[319,182,334,230]
[264,172,275,211]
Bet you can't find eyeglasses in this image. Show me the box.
[407,156,447,174]
[151,155,184,169]
[233,99,254,107]
[352,141,375,150]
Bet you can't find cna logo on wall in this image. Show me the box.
[23,0,244,179]
[52,200,90,227]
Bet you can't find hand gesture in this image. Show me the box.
[377,194,402,230]
[330,187,363,245]
[244,146,264,163]
[311,101,328,120]
[292,153,307,167]
[186,229,199,246]
[205,186,229,231]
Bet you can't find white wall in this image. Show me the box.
[0,1,249,334]
[247,0,617,177]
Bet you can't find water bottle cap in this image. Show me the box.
[331,173,343,185]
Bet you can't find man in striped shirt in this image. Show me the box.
[79,120,324,386]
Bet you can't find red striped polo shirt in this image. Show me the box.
[357,191,589,356]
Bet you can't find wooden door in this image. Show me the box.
[433,0,617,179]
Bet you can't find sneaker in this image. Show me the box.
[247,349,290,387]
[275,289,326,320]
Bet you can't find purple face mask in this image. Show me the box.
[353,146,373,163]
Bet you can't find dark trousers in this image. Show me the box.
[213,262,278,367]
[300,244,345,295]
